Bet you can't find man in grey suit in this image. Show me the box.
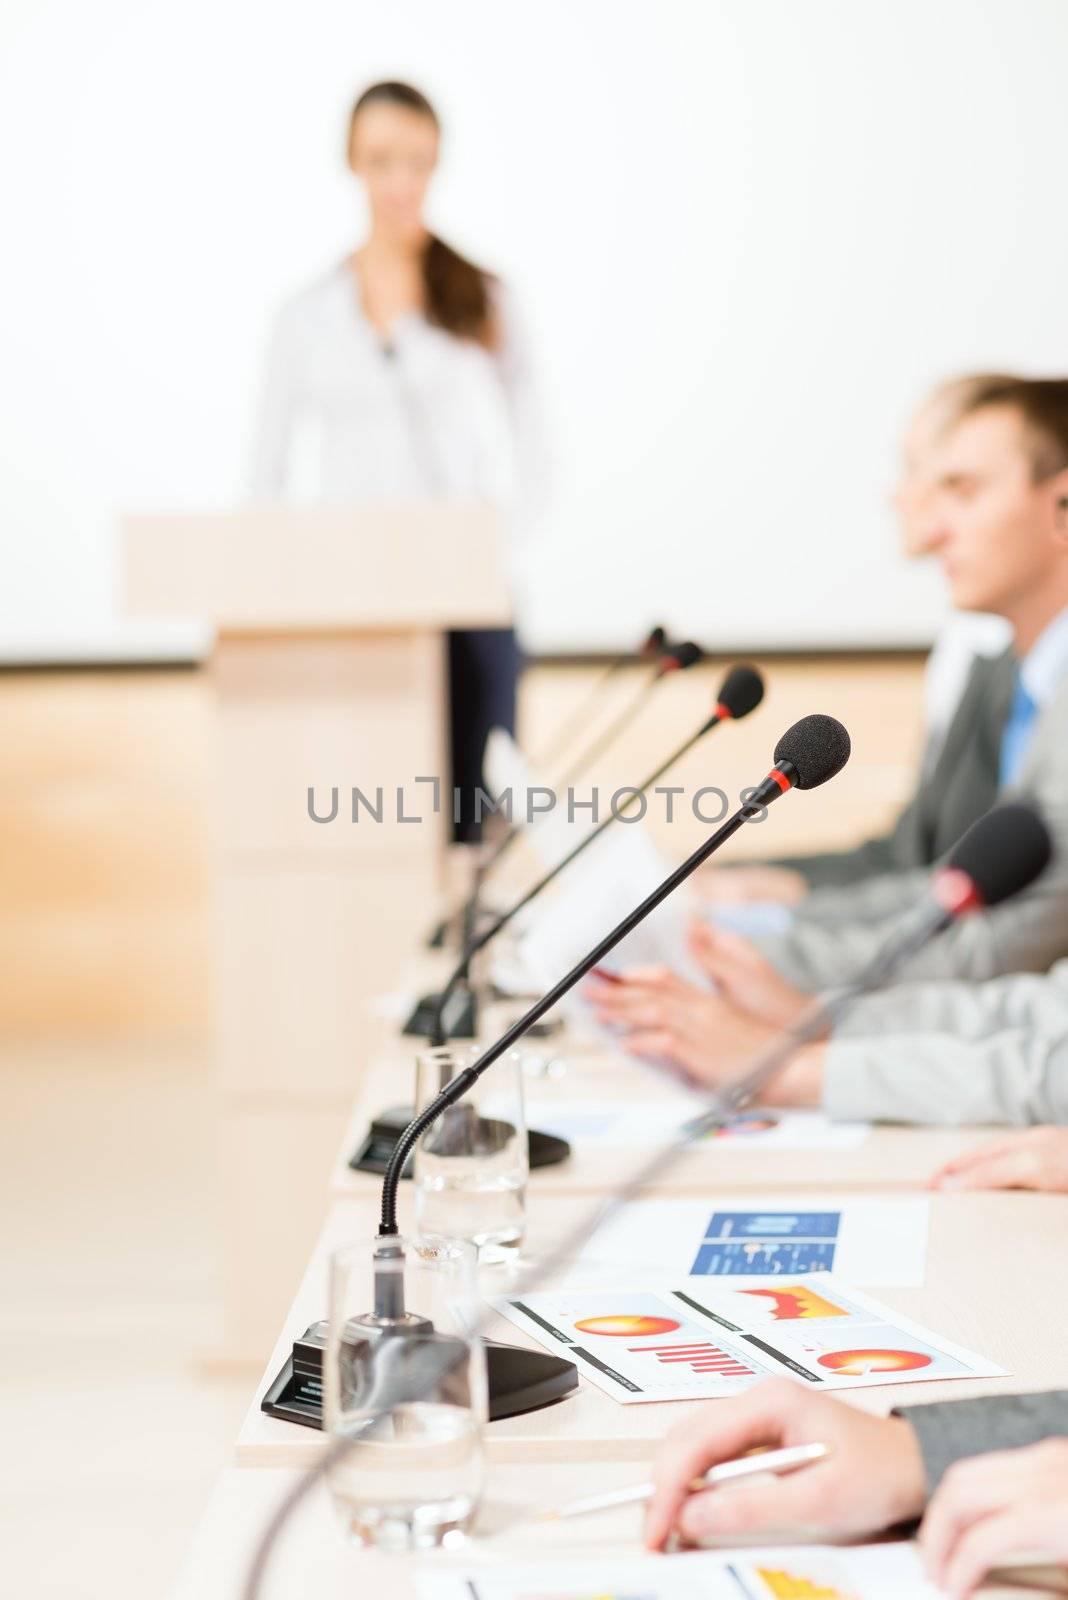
[705,374,1017,910]
[645,1378,1068,1592]
[717,377,1068,990]
[587,378,1068,1120]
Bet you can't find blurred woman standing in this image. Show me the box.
[251,80,544,838]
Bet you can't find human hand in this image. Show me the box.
[644,1379,926,1550]
[919,1438,1068,1597]
[688,919,810,1028]
[929,1127,1068,1193]
[697,864,809,908]
[584,965,779,1088]
[584,966,826,1104]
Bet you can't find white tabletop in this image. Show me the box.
[174,1465,1032,1600]
[235,1184,1068,1467]
[330,1046,1000,1198]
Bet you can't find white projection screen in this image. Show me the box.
[2,0,1067,657]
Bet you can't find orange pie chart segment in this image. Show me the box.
[818,1347,932,1376]
[573,1314,681,1338]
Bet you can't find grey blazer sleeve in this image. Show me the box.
[749,680,1068,993]
[834,960,1068,1042]
[822,1026,1068,1125]
[894,1392,1068,1493]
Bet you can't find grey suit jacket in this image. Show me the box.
[822,960,1068,1124]
[896,1391,1068,1492]
[768,651,1014,890]
[751,672,1068,992]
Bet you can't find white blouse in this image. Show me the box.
[249,264,547,551]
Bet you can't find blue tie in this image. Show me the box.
[999,672,1039,789]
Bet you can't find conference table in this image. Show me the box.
[174,949,1068,1598]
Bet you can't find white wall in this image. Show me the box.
[2,0,1067,657]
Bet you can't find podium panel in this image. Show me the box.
[212,631,448,860]
[123,503,510,1357]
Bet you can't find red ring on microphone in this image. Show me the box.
[765,767,792,794]
[714,701,732,721]
[932,867,984,917]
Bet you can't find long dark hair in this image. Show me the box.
[349,81,498,350]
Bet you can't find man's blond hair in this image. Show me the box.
[948,375,1068,482]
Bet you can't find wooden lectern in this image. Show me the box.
[123,503,511,1360]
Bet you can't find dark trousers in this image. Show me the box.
[447,627,521,842]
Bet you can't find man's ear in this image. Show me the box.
[1052,468,1068,541]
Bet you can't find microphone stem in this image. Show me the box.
[427,714,719,1047]
[532,653,629,771]
[432,656,655,951]
[556,669,663,788]
[385,772,783,1234]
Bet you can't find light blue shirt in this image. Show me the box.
[999,605,1068,788]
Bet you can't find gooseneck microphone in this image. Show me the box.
[942,801,1052,907]
[531,623,668,771]
[363,664,765,1170]
[381,712,850,1239]
[426,663,767,1048]
[245,801,1048,1600]
[556,638,704,788]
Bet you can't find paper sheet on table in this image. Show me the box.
[518,1099,870,1151]
[492,1273,1004,1406]
[516,829,709,1080]
[417,1539,942,1598]
[561,1194,928,1286]
[485,731,713,1089]
[483,728,582,892]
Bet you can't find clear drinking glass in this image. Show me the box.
[324,1235,486,1551]
[413,1044,528,1263]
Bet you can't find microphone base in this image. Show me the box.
[402,987,566,1041]
[348,1107,571,1176]
[260,1323,578,1426]
[403,987,478,1039]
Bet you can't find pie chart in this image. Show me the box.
[573,1314,681,1338]
[818,1347,932,1376]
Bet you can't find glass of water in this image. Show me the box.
[413,1044,528,1263]
[324,1234,486,1551]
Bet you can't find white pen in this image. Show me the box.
[535,1441,831,1522]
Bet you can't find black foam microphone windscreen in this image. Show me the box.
[947,802,1052,907]
[717,663,764,721]
[665,640,703,671]
[773,713,851,791]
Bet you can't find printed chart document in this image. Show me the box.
[417,1540,942,1599]
[567,1194,928,1286]
[493,1273,1005,1405]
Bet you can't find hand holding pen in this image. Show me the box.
[537,1442,830,1524]
[642,1380,928,1550]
